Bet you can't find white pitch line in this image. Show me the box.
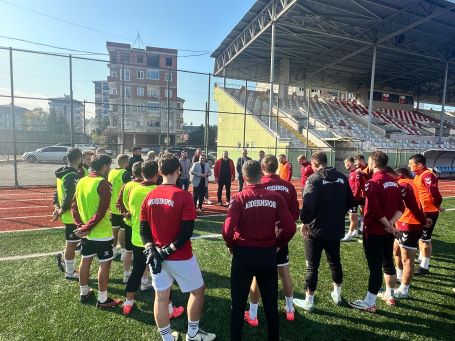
[0,226,65,234]
[0,198,49,202]
[1,214,51,220]
[0,233,224,261]
[0,205,51,210]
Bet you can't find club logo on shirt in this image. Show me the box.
[383,181,398,189]
[322,178,345,185]
[425,177,432,185]
[104,251,110,256]
[401,233,408,242]
[245,199,277,209]
[265,185,289,193]
[148,198,175,207]
[365,183,370,192]
[401,187,407,197]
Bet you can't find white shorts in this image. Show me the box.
[151,256,204,293]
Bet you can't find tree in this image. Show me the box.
[187,124,217,147]
[22,107,49,131]
[47,108,70,134]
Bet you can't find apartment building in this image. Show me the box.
[48,95,84,133]
[103,41,185,149]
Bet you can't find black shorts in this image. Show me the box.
[124,224,133,251]
[277,244,289,266]
[420,212,439,242]
[65,224,80,242]
[349,206,358,214]
[111,214,125,229]
[81,238,113,262]
[397,230,421,250]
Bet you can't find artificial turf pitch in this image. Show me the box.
[0,198,454,341]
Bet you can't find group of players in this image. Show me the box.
[51,145,443,341]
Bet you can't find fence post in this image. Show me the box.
[167,68,170,148]
[69,54,74,146]
[206,73,211,155]
[121,63,125,153]
[83,100,86,138]
[9,47,18,187]
[275,86,279,156]
[204,102,208,154]
[243,79,247,148]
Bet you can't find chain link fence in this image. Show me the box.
[0,46,428,187]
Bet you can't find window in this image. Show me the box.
[111,70,118,77]
[137,70,144,79]
[137,104,145,111]
[137,87,145,97]
[124,86,131,98]
[110,54,117,64]
[164,89,173,98]
[146,54,160,67]
[147,69,159,80]
[137,55,144,63]
[147,102,160,111]
[110,104,118,111]
[165,72,173,82]
[147,87,158,97]
[136,121,140,127]
[166,57,173,66]
[122,69,130,81]
[125,104,131,113]
[155,121,160,127]
[109,87,118,96]
[120,53,130,63]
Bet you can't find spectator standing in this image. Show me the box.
[258,150,265,163]
[236,149,252,192]
[147,151,156,161]
[294,152,354,311]
[191,154,212,212]
[214,151,235,206]
[178,151,191,191]
[128,146,144,173]
[278,155,293,182]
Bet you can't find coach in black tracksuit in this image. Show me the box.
[296,152,354,310]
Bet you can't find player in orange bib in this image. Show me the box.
[408,154,443,275]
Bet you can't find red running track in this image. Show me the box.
[0,180,453,232]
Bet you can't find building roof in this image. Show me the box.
[107,41,177,55]
[212,0,455,105]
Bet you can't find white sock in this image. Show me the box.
[398,284,410,294]
[285,296,294,312]
[306,294,314,304]
[385,286,394,297]
[121,248,126,256]
[65,259,75,274]
[124,298,134,306]
[249,302,259,320]
[98,290,107,303]
[158,325,174,341]
[187,320,199,338]
[168,303,174,315]
[333,285,341,297]
[420,257,430,269]
[124,270,131,277]
[396,268,403,280]
[365,292,377,306]
[80,285,89,296]
[141,276,149,284]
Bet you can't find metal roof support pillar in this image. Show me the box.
[367,45,377,145]
[438,61,448,145]
[268,21,276,129]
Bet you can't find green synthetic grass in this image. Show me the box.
[0,202,454,341]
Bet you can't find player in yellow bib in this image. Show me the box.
[78,150,94,179]
[108,154,131,263]
[116,161,143,283]
[52,148,83,280]
[72,154,122,309]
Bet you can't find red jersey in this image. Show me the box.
[140,184,196,261]
[348,169,363,202]
[363,170,404,236]
[222,184,296,249]
[300,165,314,188]
[262,174,299,221]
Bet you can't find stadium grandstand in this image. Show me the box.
[211,0,455,163]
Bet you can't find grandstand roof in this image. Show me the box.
[212,0,455,105]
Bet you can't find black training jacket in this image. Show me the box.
[300,167,355,241]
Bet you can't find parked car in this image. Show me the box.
[22,146,71,164]
[75,144,96,152]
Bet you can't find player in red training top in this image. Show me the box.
[349,151,404,312]
[298,154,314,197]
[384,167,428,299]
[408,154,443,275]
[140,153,215,341]
[354,154,370,233]
[341,157,363,241]
[223,160,296,341]
[246,154,299,326]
